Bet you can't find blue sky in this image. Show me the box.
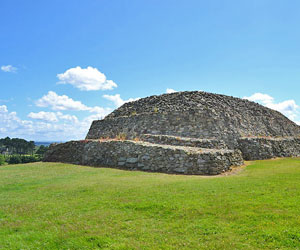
[1,0,300,141]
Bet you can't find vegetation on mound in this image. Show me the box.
[0,158,300,249]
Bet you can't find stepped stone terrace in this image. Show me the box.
[44,91,300,175]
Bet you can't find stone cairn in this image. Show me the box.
[44,91,300,175]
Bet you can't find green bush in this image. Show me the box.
[20,155,38,163]
[8,155,22,164]
[0,155,5,165]
[6,154,41,165]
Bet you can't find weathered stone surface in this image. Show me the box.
[238,137,300,160]
[86,91,300,148]
[44,140,244,175]
[140,134,227,149]
[44,91,300,175]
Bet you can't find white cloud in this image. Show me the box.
[103,94,124,107]
[103,94,140,107]
[8,91,114,140]
[166,88,177,94]
[243,93,299,122]
[35,91,111,118]
[0,106,33,138]
[0,105,104,141]
[88,106,111,117]
[1,65,17,73]
[57,66,117,91]
[243,93,274,105]
[36,91,89,111]
[28,111,59,122]
[56,112,79,123]
[0,105,8,113]
[27,111,79,123]
[267,100,299,121]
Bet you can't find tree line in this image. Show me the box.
[0,137,49,166]
[0,137,35,155]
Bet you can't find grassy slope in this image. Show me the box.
[0,159,300,250]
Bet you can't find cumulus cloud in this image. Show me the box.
[103,94,124,107]
[166,88,177,94]
[88,106,111,116]
[103,94,140,107]
[0,105,106,141]
[36,91,89,111]
[35,91,111,118]
[267,100,299,121]
[57,66,117,91]
[27,111,79,123]
[28,111,59,122]
[56,112,79,123]
[0,105,8,113]
[1,65,17,73]
[243,93,299,122]
[0,105,33,138]
[243,93,274,105]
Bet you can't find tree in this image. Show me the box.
[36,145,48,156]
[0,137,37,155]
[28,141,35,155]
[0,155,5,165]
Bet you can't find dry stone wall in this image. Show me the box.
[238,137,300,160]
[44,91,300,175]
[140,134,227,149]
[86,91,300,149]
[44,140,243,175]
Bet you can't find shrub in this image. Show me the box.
[20,155,40,163]
[8,155,22,164]
[0,155,5,165]
[6,155,41,164]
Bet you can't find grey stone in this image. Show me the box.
[126,158,138,163]
[44,91,300,175]
[174,167,186,173]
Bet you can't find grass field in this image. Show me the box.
[0,159,300,250]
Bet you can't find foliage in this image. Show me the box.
[0,155,5,165]
[20,155,41,163]
[0,158,300,249]
[7,155,22,164]
[35,145,49,156]
[6,155,41,164]
[0,137,35,155]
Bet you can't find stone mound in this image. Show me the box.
[87,91,300,148]
[44,91,300,175]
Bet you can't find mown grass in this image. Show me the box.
[0,158,300,249]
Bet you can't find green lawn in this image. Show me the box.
[0,159,300,250]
